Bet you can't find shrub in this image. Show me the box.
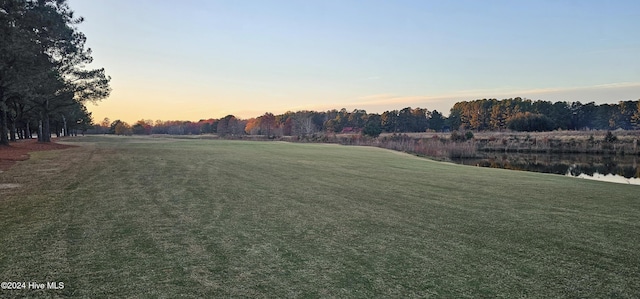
[451,130,473,142]
[604,131,617,143]
[450,131,464,142]
[362,117,382,138]
[465,131,474,140]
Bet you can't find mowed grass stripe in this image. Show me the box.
[0,136,638,298]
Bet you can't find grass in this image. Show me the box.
[1,135,639,298]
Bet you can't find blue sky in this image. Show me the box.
[69,0,640,123]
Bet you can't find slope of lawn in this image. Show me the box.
[1,135,639,298]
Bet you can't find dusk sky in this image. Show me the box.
[69,0,640,123]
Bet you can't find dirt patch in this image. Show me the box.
[0,139,76,171]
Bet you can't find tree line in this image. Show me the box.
[93,98,640,139]
[450,98,640,132]
[0,0,110,145]
[94,108,446,138]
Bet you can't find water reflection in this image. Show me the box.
[456,153,640,184]
[566,168,640,185]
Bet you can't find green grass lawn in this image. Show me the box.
[1,135,639,298]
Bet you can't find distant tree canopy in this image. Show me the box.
[0,0,111,144]
[450,98,640,131]
[93,98,640,138]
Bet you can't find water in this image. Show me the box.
[455,153,640,185]
[566,168,640,185]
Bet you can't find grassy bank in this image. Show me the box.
[1,136,639,297]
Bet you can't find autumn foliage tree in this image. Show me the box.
[632,102,640,130]
[259,112,276,137]
[244,118,260,135]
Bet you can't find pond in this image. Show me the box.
[454,153,640,185]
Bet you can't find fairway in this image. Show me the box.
[1,136,639,297]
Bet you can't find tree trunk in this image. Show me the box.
[62,114,67,137]
[9,120,16,141]
[38,119,43,142]
[0,107,8,145]
[42,113,51,142]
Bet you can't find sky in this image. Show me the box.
[68,0,640,124]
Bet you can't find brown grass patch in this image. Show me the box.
[0,139,76,171]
